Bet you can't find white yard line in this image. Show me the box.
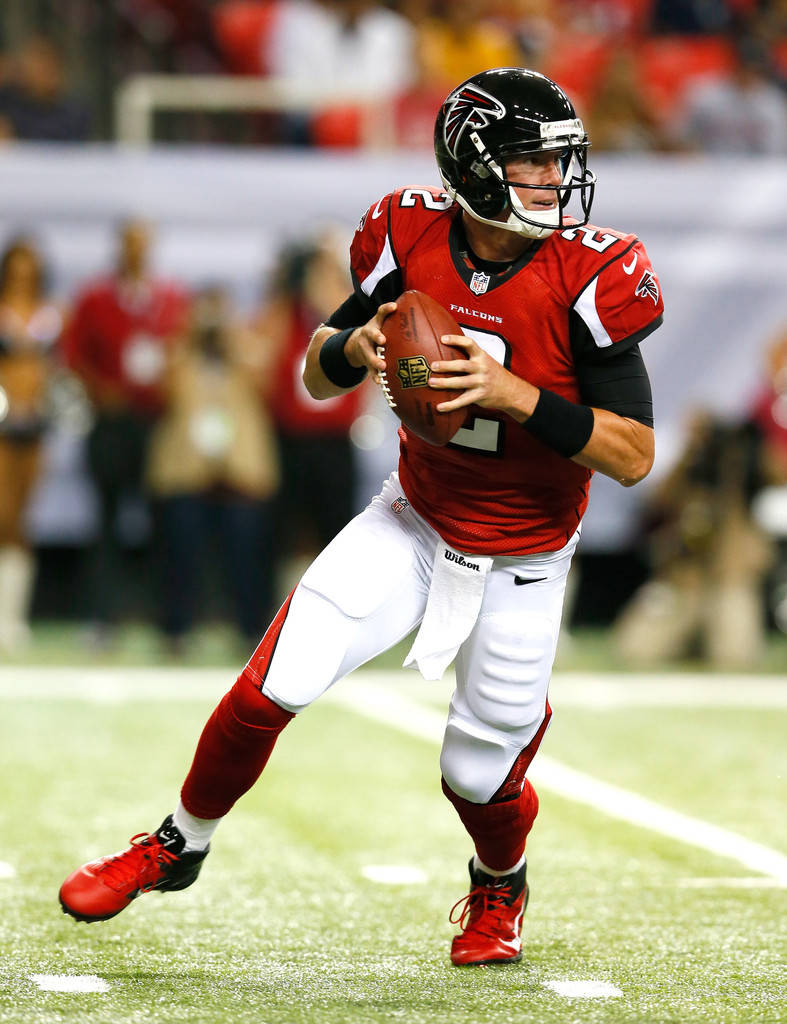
[526,755,787,884]
[329,677,787,886]
[677,877,787,888]
[30,974,109,993]
[3,666,786,882]
[543,980,623,998]
[2,666,787,706]
[550,672,787,708]
[360,865,427,885]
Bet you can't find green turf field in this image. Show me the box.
[0,663,785,1024]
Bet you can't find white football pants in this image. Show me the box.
[256,472,577,803]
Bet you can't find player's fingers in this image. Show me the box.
[429,373,476,390]
[375,301,397,324]
[369,347,386,372]
[436,390,478,412]
[362,325,387,352]
[430,359,472,374]
[440,334,476,353]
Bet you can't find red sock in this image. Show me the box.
[443,777,539,872]
[180,668,294,819]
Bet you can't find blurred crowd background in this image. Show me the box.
[0,0,785,668]
[1,0,787,150]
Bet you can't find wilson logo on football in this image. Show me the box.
[635,269,659,304]
[396,355,431,389]
[443,85,506,159]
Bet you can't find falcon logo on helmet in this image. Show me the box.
[443,85,506,159]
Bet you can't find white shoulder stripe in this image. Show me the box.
[574,276,612,348]
[361,234,397,297]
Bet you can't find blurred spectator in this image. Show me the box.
[147,285,279,653]
[750,327,787,484]
[212,0,278,75]
[749,326,787,632]
[0,236,62,651]
[0,35,91,142]
[650,0,734,34]
[265,0,416,145]
[587,47,677,151]
[613,410,774,668]
[63,220,188,644]
[253,232,368,595]
[678,34,787,152]
[413,0,522,95]
[118,0,222,74]
[503,0,558,68]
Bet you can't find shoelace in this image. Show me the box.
[449,883,514,936]
[98,834,179,893]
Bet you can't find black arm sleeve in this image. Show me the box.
[576,344,654,427]
[325,291,374,330]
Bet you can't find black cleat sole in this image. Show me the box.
[59,897,127,923]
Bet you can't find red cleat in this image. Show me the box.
[59,816,208,923]
[449,858,529,966]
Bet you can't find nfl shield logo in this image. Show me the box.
[470,271,490,296]
[391,496,409,514]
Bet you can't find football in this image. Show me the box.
[377,290,468,446]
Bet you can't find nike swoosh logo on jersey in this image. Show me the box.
[371,199,385,219]
[514,576,547,586]
[622,253,637,275]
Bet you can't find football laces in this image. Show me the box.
[375,345,397,409]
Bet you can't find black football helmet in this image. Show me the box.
[434,67,595,239]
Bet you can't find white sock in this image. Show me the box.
[172,801,222,852]
[474,853,526,878]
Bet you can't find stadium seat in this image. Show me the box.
[637,35,737,119]
[542,34,612,113]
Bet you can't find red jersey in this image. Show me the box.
[64,276,187,415]
[350,187,664,555]
[270,300,365,436]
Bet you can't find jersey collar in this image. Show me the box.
[448,216,545,295]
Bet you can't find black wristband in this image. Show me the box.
[523,388,594,458]
[318,328,367,389]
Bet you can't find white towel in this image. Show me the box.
[404,540,492,680]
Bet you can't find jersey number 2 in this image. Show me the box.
[449,328,508,454]
[399,188,453,211]
[560,226,618,252]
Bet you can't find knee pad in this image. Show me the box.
[440,721,512,804]
[440,701,552,804]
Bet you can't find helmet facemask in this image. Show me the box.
[445,123,596,240]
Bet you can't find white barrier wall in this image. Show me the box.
[1,145,785,550]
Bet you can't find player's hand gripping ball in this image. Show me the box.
[377,291,468,446]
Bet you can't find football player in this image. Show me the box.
[59,68,661,967]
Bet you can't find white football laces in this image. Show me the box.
[376,345,397,409]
